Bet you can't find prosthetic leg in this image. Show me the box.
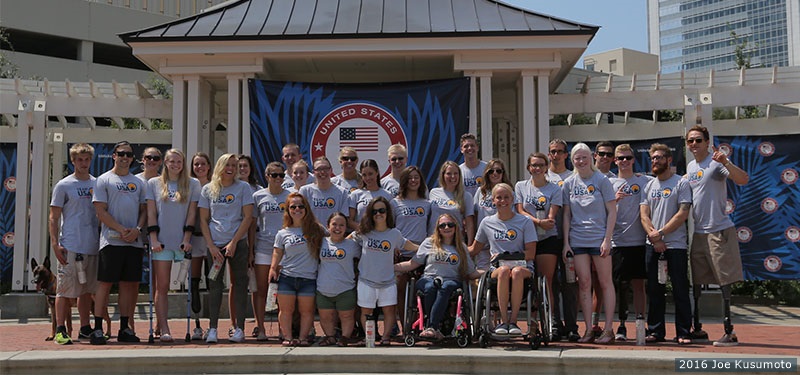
[691,285,709,340]
[615,279,630,340]
[713,284,738,346]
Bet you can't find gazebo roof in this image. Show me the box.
[120,0,598,42]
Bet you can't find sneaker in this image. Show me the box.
[433,329,445,340]
[494,323,509,335]
[191,327,204,341]
[615,325,628,341]
[420,328,436,338]
[89,329,107,345]
[567,331,581,342]
[206,328,218,343]
[78,326,94,340]
[118,328,141,343]
[228,326,235,338]
[691,329,709,341]
[54,331,73,345]
[160,333,174,343]
[713,332,738,347]
[507,323,522,335]
[229,328,245,343]
[551,326,562,341]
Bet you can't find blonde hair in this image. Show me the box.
[387,144,407,157]
[158,149,191,203]
[570,143,596,173]
[431,213,470,278]
[438,161,465,216]
[207,154,238,201]
[615,143,633,155]
[69,143,94,160]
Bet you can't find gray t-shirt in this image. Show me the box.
[428,187,475,235]
[609,174,652,247]
[514,179,563,241]
[348,188,393,224]
[331,174,359,193]
[51,175,99,255]
[391,197,432,248]
[460,161,487,198]
[146,177,202,251]
[686,154,734,233]
[93,170,146,249]
[474,189,496,226]
[546,169,571,239]
[475,213,537,259]
[412,238,475,282]
[353,228,406,288]
[317,237,361,297]
[198,180,255,246]
[253,188,291,256]
[274,227,319,280]
[299,183,350,225]
[380,175,400,197]
[562,171,616,248]
[641,174,692,249]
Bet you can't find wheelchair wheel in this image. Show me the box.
[403,277,417,343]
[473,273,488,339]
[478,333,488,348]
[457,330,470,348]
[538,276,553,345]
[404,334,416,347]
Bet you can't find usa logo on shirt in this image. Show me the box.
[321,246,346,259]
[313,197,337,208]
[367,238,392,252]
[116,182,138,192]
[77,187,93,198]
[493,229,518,241]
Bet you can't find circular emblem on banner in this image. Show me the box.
[736,227,752,243]
[763,255,782,273]
[724,199,735,215]
[3,177,15,192]
[781,168,798,185]
[761,198,779,214]
[758,142,775,157]
[786,226,800,242]
[718,143,732,157]
[1,232,13,247]
[310,103,408,177]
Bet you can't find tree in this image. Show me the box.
[730,30,762,119]
[0,27,20,79]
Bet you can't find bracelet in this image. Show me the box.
[146,225,160,234]
[183,225,195,233]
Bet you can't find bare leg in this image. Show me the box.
[509,267,532,323]
[492,267,511,323]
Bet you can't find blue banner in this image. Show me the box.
[0,143,16,285]
[248,78,470,188]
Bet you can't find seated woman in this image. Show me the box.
[469,183,537,336]
[395,214,480,340]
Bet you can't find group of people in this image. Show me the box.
[47,125,748,348]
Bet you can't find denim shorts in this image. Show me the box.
[151,248,185,262]
[572,247,601,256]
[277,274,316,297]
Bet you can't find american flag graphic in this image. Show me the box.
[339,127,379,151]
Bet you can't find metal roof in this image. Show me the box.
[120,0,598,43]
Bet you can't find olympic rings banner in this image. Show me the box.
[248,78,470,188]
[0,143,16,285]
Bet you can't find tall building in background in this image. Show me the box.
[648,0,800,73]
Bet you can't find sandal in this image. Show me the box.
[420,328,435,338]
[337,336,351,347]
[298,339,311,347]
[251,327,259,337]
[595,330,615,345]
[318,336,337,347]
[577,330,595,343]
[281,339,293,347]
[379,337,391,346]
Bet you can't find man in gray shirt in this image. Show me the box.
[594,141,616,178]
[685,125,749,347]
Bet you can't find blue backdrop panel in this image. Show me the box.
[0,143,16,285]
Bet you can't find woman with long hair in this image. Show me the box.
[347,159,393,231]
[353,197,418,346]
[231,154,260,337]
[562,143,617,344]
[136,147,163,182]
[198,154,254,343]
[429,161,475,244]
[473,159,511,271]
[317,212,360,346]
[395,214,480,340]
[146,149,201,342]
[270,192,324,347]
[188,152,211,340]
[251,162,291,341]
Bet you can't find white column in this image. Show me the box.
[468,74,478,136]
[171,76,187,150]
[227,75,242,154]
[12,105,31,290]
[536,73,551,155]
[241,75,253,156]
[478,72,493,160]
[29,103,48,278]
[519,71,536,175]
[186,77,211,158]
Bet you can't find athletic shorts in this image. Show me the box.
[98,245,143,283]
[690,227,743,286]
[56,252,99,298]
[536,236,562,256]
[277,274,316,297]
[254,252,272,266]
[357,280,397,308]
[151,247,184,262]
[190,234,207,258]
[612,246,647,281]
[316,288,357,311]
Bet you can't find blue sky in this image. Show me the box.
[505,0,649,61]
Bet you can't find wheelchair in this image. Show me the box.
[473,253,552,349]
[402,274,473,347]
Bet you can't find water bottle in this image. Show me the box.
[657,253,668,285]
[535,208,546,237]
[247,267,258,292]
[207,257,226,281]
[265,282,279,311]
[565,251,576,284]
[75,253,87,284]
[177,252,191,283]
[365,314,376,348]
[636,314,645,346]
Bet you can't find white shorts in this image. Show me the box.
[254,252,272,266]
[190,235,208,258]
[357,280,397,308]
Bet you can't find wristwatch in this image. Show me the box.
[136,226,142,233]
[658,229,665,238]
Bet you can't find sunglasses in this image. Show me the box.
[616,156,634,161]
[268,173,286,179]
[438,222,456,229]
[686,138,705,144]
[390,157,405,162]
[372,207,387,215]
[596,151,614,158]
[144,155,161,161]
[548,149,566,155]
[651,155,667,161]
[340,156,357,162]
[115,151,135,158]
[289,204,305,210]
[488,168,504,175]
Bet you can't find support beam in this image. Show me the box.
[241,75,253,156]
[12,103,32,291]
[469,74,477,136]
[478,72,493,160]
[536,73,550,155]
[519,71,536,177]
[227,76,242,154]
[186,79,211,161]
[172,76,187,150]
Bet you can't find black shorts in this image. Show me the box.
[98,245,144,283]
[535,236,562,256]
[612,246,646,281]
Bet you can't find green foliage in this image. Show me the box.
[713,108,736,120]
[657,110,683,122]
[550,113,594,125]
[0,27,20,79]
[550,114,568,126]
[732,280,800,306]
[107,75,172,129]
